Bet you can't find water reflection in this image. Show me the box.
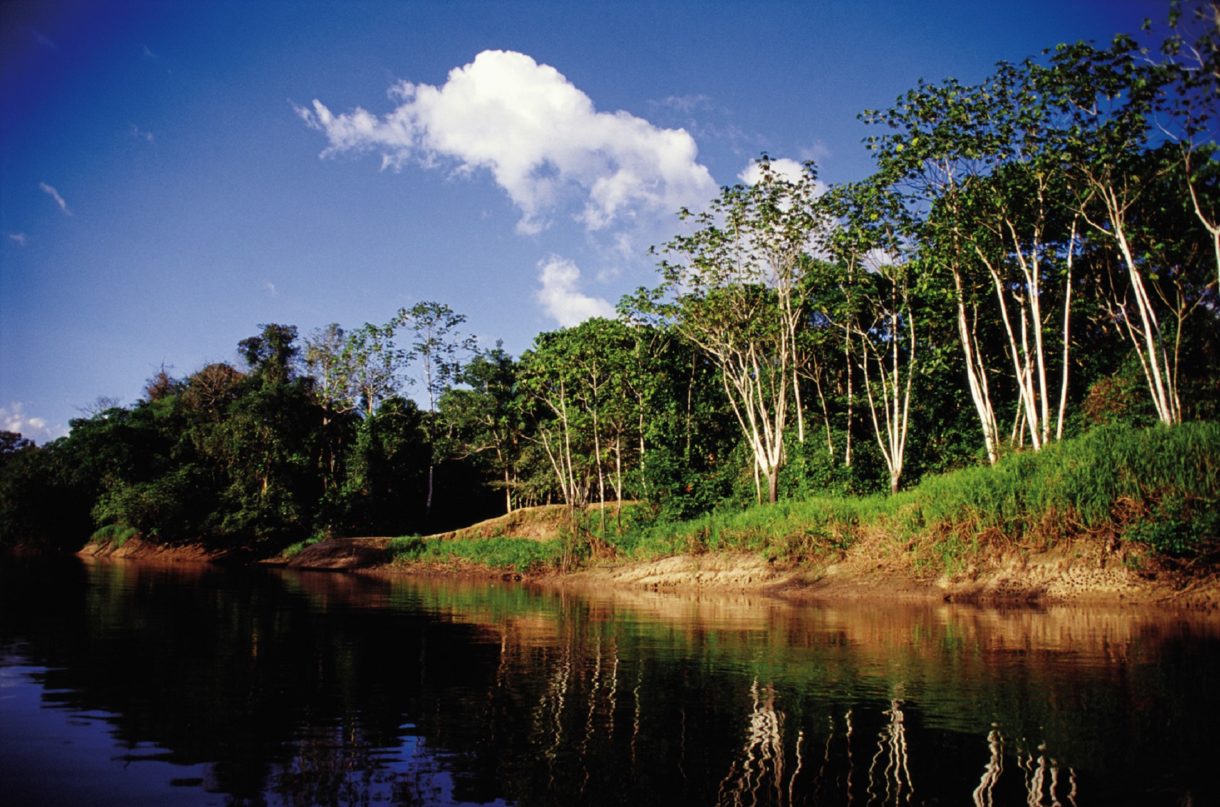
[1,557,1218,805]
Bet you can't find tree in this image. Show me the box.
[239,323,300,386]
[826,181,920,493]
[1049,37,1216,425]
[396,301,475,519]
[654,157,827,503]
[439,344,524,514]
[0,432,34,464]
[1157,0,1220,284]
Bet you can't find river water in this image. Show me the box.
[1,557,1217,806]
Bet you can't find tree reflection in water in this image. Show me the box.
[1,559,1217,805]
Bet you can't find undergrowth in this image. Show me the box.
[280,535,324,560]
[90,524,138,548]
[380,423,1218,576]
[606,422,1219,573]
[389,535,566,573]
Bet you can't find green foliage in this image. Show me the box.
[5,14,1218,563]
[1126,493,1220,556]
[90,524,138,548]
[279,535,323,560]
[605,422,1220,572]
[388,535,565,573]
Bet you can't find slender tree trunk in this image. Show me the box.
[1056,220,1077,441]
[844,328,853,467]
[425,463,434,518]
[504,467,513,514]
[808,352,834,459]
[1184,148,1220,287]
[952,266,1000,463]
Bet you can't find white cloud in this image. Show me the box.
[1,402,65,445]
[39,182,71,215]
[8,233,28,247]
[536,256,615,327]
[653,94,712,114]
[799,139,831,164]
[739,157,813,187]
[298,49,716,236]
[129,124,156,144]
[263,281,279,297]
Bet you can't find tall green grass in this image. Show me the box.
[607,422,1220,572]
[90,524,139,548]
[389,535,566,573]
[382,423,1217,575]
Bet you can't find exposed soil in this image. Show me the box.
[78,505,1220,609]
[77,536,232,564]
[279,537,394,570]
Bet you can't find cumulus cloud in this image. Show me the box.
[39,182,71,215]
[8,233,28,247]
[298,49,716,235]
[739,157,815,187]
[535,256,615,327]
[1,402,64,444]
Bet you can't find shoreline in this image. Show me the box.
[69,534,1220,610]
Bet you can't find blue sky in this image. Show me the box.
[1,0,1165,442]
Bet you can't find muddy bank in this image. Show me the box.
[78,533,1220,609]
[554,536,1220,609]
[77,536,233,563]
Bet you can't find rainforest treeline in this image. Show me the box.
[2,16,1218,553]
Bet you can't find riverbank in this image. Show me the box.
[72,422,1219,608]
[71,528,1220,608]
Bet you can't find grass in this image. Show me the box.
[279,534,326,560]
[605,421,1220,573]
[388,535,567,574]
[90,524,139,548]
[381,422,1218,576]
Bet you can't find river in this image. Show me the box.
[1,556,1217,805]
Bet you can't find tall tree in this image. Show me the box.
[654,158,827,502]
[396,301,475,519]
[1050,37,1216,425]
[439,344,524,514]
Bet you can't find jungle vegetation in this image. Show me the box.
[2,12,1218,561]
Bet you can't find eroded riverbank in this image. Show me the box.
[76,530,1220,610]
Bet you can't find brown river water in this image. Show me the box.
[1,556,1217,805]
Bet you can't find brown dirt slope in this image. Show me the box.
[78,536,230,563]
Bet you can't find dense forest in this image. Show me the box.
[2,14,1218,556]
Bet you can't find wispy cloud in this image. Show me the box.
[141,44,158,60]
[39,182,72,215]
[653,94,712,115]
[649,93,762,157]
[30,28,58,51]
[799,139,832,164]
[263,281,279,297]
[8,233,28,247]
[129,124,156,144]
[535,256,615,327]
[1,402,66,444]
[298,49,717,237]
